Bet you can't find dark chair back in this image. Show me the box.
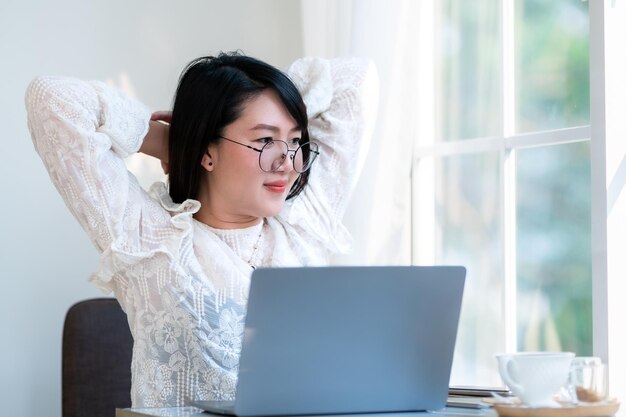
[62,298,133,417]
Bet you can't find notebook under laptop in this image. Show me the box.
[192,265,466,416]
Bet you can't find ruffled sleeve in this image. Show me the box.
[282,57,378,253]
[25,76,173,292]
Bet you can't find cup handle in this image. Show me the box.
[499,356,525,397]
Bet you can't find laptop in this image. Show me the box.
[192,265,466,416]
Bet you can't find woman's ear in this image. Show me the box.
[201,150,214,172]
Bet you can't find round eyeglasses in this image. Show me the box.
[219,136,320,173]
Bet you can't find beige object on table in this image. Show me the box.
[493,399,620,417]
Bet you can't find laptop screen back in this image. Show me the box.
[235,266,466,416]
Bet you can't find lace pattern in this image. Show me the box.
[25,57,376,407]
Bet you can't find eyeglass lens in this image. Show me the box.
[259,141,318,173]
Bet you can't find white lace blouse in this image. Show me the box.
[25,57,375,408]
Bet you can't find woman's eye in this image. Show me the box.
[289,138,301,146]
[257,137,274,144]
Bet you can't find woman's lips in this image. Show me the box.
[264,180,287,193]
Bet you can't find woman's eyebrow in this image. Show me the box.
[250,123,301,133]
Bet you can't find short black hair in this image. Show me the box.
[167,51,310,204]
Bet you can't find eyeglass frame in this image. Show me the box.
[218,136,320,173]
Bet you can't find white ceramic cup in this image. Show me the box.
[496,352,575,407]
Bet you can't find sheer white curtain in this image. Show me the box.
[300,0,431,265]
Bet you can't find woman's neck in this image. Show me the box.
[194,201,261,229]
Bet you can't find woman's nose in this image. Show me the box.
[274,152,295,173]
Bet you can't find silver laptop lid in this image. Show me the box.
[235,265,466,416]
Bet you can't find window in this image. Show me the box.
[412,0,591,386]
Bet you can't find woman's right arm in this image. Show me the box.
[25,76,169,255]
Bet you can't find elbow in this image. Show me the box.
[25,76,56,113]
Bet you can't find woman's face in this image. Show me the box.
[202,89,302,225]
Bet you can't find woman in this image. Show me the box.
[26,52,375,407]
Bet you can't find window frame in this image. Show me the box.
[589,0,626,404]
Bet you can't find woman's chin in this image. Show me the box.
[258,202,286,218]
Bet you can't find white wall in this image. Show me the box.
[0,1,302,416]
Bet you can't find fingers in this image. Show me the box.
[161,160,170,175]
[151,111,172,124]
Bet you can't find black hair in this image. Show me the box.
[168,51,310,204]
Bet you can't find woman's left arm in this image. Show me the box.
[284,57,379,252]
